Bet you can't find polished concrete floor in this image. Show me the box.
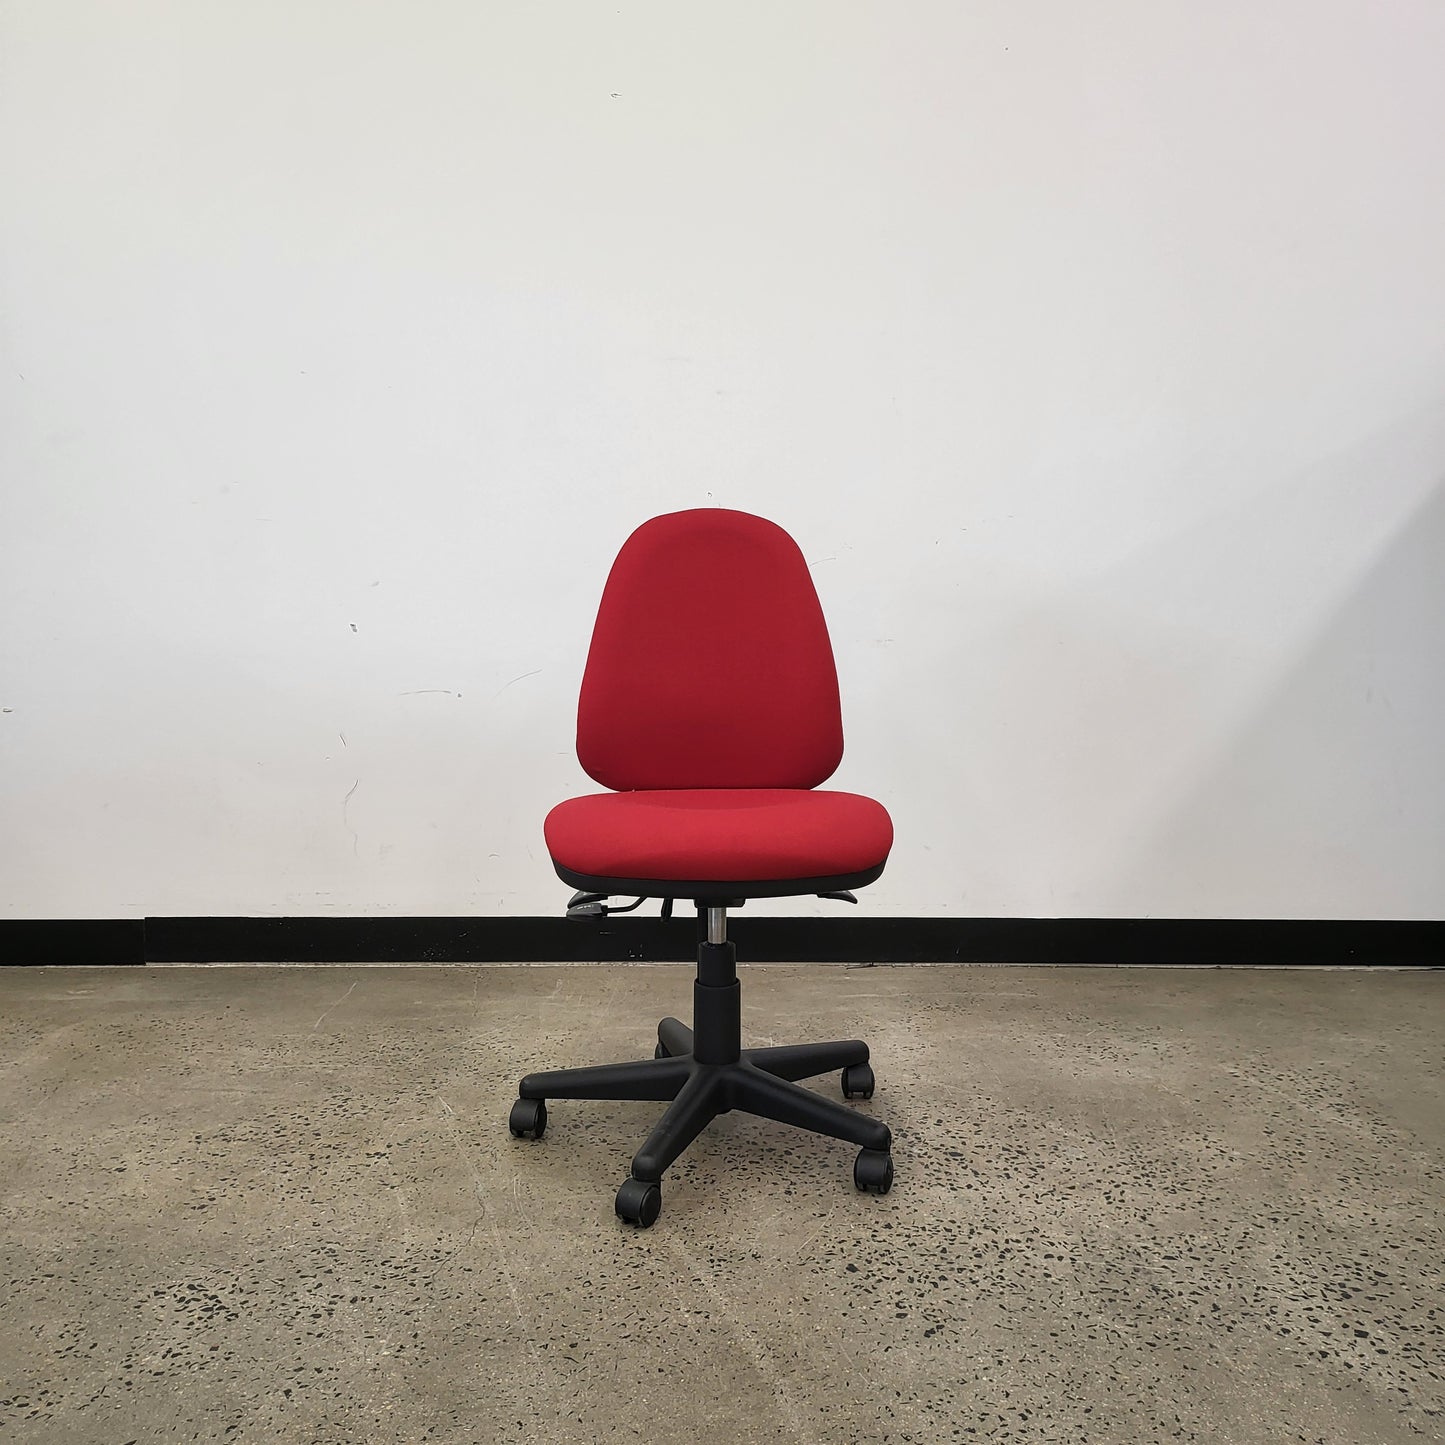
[1,963,1441,1444]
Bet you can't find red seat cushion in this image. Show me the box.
[545,789,893,884]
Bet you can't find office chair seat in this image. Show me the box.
[544,787,893,892]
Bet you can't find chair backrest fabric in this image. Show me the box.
[576,509,845,791]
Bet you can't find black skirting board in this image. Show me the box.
[1,916,1440,966]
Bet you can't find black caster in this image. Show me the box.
[508,1097,547,1140]
[841,1062,875,1100]
[615,1176,662,1228]
[854,1148,893,1194]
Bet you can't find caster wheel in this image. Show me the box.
[508,1097,547,1140]
[654,1041,669,1059]
[615,1176,662,1228]
[854,1148,894,1195]
[841,1062,875,1100]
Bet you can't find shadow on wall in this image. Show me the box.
[1105,471,1445,919]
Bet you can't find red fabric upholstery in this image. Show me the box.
[550,509,891,891]
[545,789,893,883]
[576,509,844,791]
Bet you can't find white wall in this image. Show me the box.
[3,1,1443,921]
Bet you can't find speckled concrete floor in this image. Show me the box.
[1,964,1441,1444]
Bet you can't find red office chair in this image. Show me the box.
[508,508,894,1227]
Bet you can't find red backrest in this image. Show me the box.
[576,509,845,791]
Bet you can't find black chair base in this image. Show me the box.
[512,1018,893,1226]
[509,905,895,1227]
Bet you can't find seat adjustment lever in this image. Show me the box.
[566,891,645,919]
